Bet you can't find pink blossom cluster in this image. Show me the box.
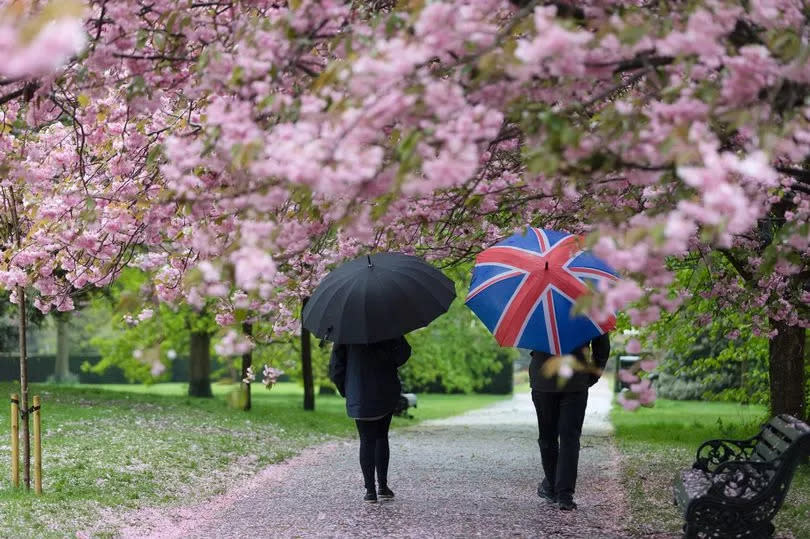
[0,5,86,78]
[617,359,658,411]
[214,330,255,357]
[242,364,284,389]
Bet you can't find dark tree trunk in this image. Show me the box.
[188,331,213,398]
[241,322,252,411]
[17,286,30,489]
[768,319,806,420]
[302,297,314,411]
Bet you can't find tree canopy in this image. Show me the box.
[1,0,809,413]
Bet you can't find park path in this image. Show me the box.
[119,379,629,538]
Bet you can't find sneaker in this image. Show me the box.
[536,482,556,503]
[364,490,378,503]
[559,500,577,511]
[378,486,395,500]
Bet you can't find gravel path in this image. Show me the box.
[119,379,629,538]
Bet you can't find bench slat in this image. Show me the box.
[769,415,806,442]
[761,427,792,454]
[754,439,780,462]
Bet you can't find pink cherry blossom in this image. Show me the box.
[639,360,658,372]
[617,392,641,412]
[618,369,640,384]
[215,330,255,357]
[625,339,642,355]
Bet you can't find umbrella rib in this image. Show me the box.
[385,267,451,327]
[390,263,455,300]
[304,269,361,336]
[367,266,396,343]
[305,253,455,343]
[379,272,435,333]
[344,272,369,343]
[390,264,454,303]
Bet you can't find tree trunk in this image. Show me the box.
[188,331,213,398]
[241,322,252,411]
[768,319,806,420]
[302,297,314,411]
[17,286,30,489]
[53,314,73,383]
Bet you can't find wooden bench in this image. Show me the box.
[673,414,810,538]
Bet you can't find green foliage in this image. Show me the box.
[85,267,515,394]
[0,288,47,353]
[251,268,514,394]
[400,268,516,393]
[85,268,220,383]
[251,337,332,388]
[654,371,760,402]
[640,258,771,404]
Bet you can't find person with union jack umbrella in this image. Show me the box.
[465,226,618,511]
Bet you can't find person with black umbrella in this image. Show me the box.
[329,336,411,503]
[303,252,455,504]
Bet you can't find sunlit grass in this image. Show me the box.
[0,381,508,537]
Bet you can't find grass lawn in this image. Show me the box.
[0,381,507,537]
[612,399,810,538]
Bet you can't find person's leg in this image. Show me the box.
[532,390,561,497]
[374,414,394,499]
[355,420,377,494]
[555,390,588,507]
[375,413,393,495]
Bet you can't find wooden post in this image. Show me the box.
[301,297,314,411]
[33,395,41,495]
[10,393,18,488]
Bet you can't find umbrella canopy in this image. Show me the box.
[465,227,619,355]
[302,252,455,345]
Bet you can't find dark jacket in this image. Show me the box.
[328,337,411,419]
[529,334,610,392]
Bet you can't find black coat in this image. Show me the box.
[329,337,411,419]
[529,334,611,392]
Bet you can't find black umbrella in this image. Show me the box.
[302,252,455,344]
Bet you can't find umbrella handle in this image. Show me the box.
[367,255,373,268]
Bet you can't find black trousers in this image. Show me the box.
[355,413,392,491]
[531,390,588,503]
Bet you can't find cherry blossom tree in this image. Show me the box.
[2,0,809,429]
[144,0,809,417]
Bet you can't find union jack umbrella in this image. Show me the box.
[465,227,619,355]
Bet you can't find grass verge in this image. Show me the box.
[0,381,507,537]
[612,399,810,538]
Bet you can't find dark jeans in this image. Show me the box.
[531,390,588,503]
[355,413,392,491]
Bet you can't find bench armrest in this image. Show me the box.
[707,460,775,500]
[694,437,758,472]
